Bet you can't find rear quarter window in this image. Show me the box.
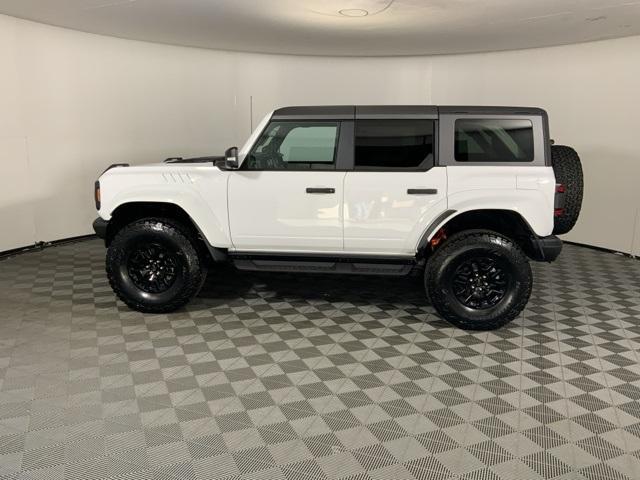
[455,119,534,163]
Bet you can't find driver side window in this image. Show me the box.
[244,121,339,170]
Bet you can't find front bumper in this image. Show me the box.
[527,235,562,262]
[93,217,108,240]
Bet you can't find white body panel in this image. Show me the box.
[444,166,556,237]
[98,165,233,248]
[343,168,448,255]
[227,171,345,252]
[99,163,556,254]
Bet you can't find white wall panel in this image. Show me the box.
[1,13,639,254]
[0,138,36,251]
[238,54,432,131]
[0,15,35,251]
[0,15,239,250]
[632,209,640,258]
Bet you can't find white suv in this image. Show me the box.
[93,105,583,330]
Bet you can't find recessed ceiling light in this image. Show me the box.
[339,8,369,17]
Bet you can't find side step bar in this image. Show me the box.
[230,253,416,276]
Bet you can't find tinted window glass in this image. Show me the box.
[355,120,434,170]
[245,121,338,170]
[455,119,534,162]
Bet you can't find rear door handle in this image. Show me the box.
[306,187,335,194]
[407,188,438,195]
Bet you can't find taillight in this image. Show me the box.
[94,181,101,210]
[554,184,565,216]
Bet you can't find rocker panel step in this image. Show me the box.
[230,253,415,276]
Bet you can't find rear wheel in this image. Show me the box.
[106,217,207,313]
[425,230,532,330]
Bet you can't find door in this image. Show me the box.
[343,118,448,254]
[228,119,346,252]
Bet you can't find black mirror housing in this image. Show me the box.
[225,146,239,169]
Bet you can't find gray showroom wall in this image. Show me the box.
[1,13,639,255]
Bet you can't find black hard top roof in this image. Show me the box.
[272,105,546,120]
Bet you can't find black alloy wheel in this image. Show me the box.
[126,242,179,294]
[451,255,509,310]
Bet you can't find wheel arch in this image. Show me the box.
[105,201,228,262]
[417,208,538,258]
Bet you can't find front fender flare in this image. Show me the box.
[105,186,231,249]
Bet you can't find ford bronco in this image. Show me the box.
[93,105,583,330]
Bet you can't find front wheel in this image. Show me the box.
[106,217,207,313]
[425,230,532,330]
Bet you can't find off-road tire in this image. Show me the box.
[106,217,207,313]
[551,145,583,235]
[425,230,532,330]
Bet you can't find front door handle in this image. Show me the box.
[407,188,438,195]
[306,187,335,194]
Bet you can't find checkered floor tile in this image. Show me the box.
[0,239,639,480]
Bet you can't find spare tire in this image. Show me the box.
[551,145,583,235]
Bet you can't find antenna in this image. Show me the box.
[249,95,253,133]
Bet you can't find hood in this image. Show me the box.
[99,154,226,176]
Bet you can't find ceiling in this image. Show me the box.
[1,0,640,56]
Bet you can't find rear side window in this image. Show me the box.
[455,119,534,163]
[355,119,435,170]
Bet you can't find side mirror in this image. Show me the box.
[225,146,239,169]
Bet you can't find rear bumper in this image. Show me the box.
[527,235,562,262]
[93,217,108,240]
